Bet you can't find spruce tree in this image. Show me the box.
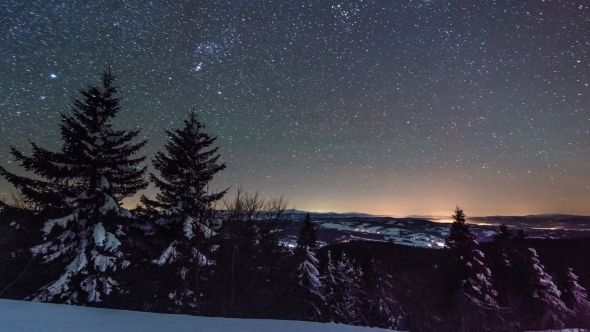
[0,71,148,304]
[326,252,364,325]
[491,224,574,329]
[294,213,323,320]
[209,189,291,318]
[520,248,573,329]
[445,207,497,308]
[516,228,528,241]
[140,111,226,313]
[321,250,338,322]
[445,207,476,254]
[492,224,514,244]
[296,213,319,253]
[491,224,517,296]
[560,267,590,326]
[360,258,403,329]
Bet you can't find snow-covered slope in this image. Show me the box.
[0,299,394,332]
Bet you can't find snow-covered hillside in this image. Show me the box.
[0,299,395,332]
[280,212,590,248]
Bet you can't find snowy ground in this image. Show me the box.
[0,299,394,332]
[531,330,588,332]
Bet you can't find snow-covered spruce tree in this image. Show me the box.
[490,224,530,304]
[0,71,148,304]
[519,247,573,329]
[321,250,338,322]
[294,213,324,320]
[445,207,497,307]
[140,111,226,314]
[491,225,574,329]
[322,251,364,325]
[559,267,590,327]
[445,207,499,330]
[359,258,403,329]
[490,224,518,303]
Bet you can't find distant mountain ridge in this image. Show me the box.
[286,209,376,218]
[293,210,590,220]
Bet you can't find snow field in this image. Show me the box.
[0,299,395,332]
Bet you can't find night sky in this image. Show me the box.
[1,0,589,217]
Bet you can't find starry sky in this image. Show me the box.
[1,0,589,217]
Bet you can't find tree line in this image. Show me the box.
[1,72,589,331]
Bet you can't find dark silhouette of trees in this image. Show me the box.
[0,70,148,304]
[558,267,590,327]
[445,207,499,331]
[209,188,291,318]
[491,223,573,330]
[359,258,404,329]
[294,213,324,320]
[321,251,364,325]
[140,111,226,314]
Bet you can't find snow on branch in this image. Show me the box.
[42,212,78,236]
[41,242,77,263]
[91,249,118,272]
[66,239,88,273]
[30,242,53,256]
[99,195,132,218]
[104,232,121,251]
[191,248,214,266]
[35,272,73,302]
[153,241,179,265]
[99,176,110,189]
[93,223,106,247]
[183,217,194,239]
[198,221,217,239]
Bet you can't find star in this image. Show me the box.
[0,0,589,216]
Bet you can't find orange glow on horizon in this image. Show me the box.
[122,191,590,219]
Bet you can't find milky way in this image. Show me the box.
[1,0,589,216]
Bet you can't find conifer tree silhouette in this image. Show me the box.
[0,70,148,303]
[141,110,226,313]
